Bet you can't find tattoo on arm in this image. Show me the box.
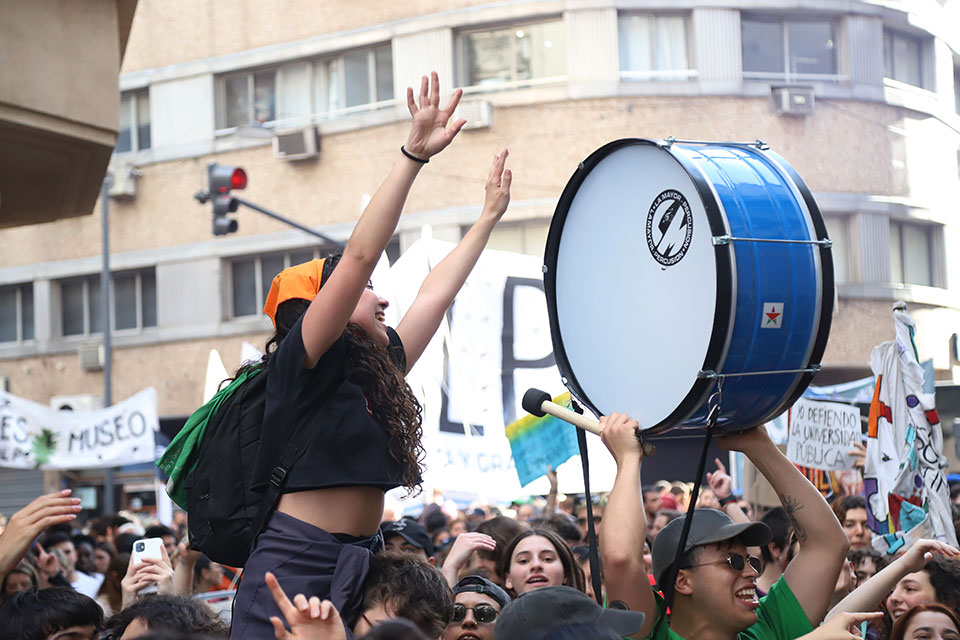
[777,492,808,543]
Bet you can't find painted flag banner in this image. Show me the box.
[505,391,580,487]
[865,309,958,553]
[0,388,158,470]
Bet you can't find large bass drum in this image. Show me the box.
[543,139,833,433]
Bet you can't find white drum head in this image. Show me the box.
[549,143,725,430]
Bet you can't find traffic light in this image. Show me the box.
[206,163,246,235]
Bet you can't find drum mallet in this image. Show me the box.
[521,388,655,457]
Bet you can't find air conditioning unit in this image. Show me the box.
[108,163,143,199]
[273,126,321,161]
[456,100,493,130]
[78,343,105,372]
[50,394,104,412]
[773,86,815,116]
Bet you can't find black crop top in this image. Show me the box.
[251,315,412,494]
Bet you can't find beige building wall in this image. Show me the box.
[1,0,958,425]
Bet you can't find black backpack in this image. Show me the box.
[182,368,330,567]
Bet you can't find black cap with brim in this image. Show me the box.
[652,508,772,586]
[494,586,645,640]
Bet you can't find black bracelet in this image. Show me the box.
[718,494,736,507]
[400,145,429,164]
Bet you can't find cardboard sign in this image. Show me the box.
[505,392,580,487]
[787,398,860,472]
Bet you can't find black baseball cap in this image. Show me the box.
[494,586,645,640]
[380,519,435,557]
[652,508,771,586]
[454,575,511,609]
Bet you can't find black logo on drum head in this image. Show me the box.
[646,189,693,266]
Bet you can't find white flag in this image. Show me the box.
[864,308,957,552]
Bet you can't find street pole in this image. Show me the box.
[101,174,115,514]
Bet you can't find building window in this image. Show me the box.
[0,283,34,344]
[218,44,394,130]
[883,30,925,88]
[116,91,151,154]
[889,222,933,287]
[742,17,838,80]
[230,249,319,318]
[60,269,157,337]
[953,62,959,113]
[618,14,693,81]
[459,20,566,90]
[823,217,849,284]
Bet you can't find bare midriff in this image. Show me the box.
[277,487,385,537]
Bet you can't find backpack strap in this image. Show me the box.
[248,392,337,555]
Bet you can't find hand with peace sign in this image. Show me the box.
[266,571,346,640]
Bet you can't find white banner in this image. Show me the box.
[381,239,618,504]
[0,388,158,470]
[787,398,860,471]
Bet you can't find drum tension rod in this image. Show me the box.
[659,137,770,150]
[698,365,822,380]
[712,235,833,247]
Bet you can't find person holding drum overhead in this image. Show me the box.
[598,413,849,640]
[230,72,513,639]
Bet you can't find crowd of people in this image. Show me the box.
[2,72,960,640]
[1,433,959,640]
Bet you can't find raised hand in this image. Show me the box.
[482,149,512,220]
[799,611,883,640]
[715,425,774,454]
[404,71,466,160]
[266,572,347,640]
[441,532,497,587]
[0,489,81,578]
[599,412,643,465]
[33,543,63,589]
[706,457,733,500]
[895,538,960,573]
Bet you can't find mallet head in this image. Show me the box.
[522,388,552,418]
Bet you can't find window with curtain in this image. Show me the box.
[59,269,156,337]
[883,30,925,88]
[115,91,151,154]
[823,217,849,284]
[889,221,933,286]
[229,249,321,318]
[460,20,566,89]
[618,14,691,80]
[0,283,34,344]
[742,17,838,80]
[219,44,394,130]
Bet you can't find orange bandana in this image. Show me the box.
[262,258,326,328]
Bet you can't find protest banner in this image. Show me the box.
[0,388,158,470]
[382,239,618,503]
[786,397,861,472]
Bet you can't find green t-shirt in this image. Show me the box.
[643,576,814,640]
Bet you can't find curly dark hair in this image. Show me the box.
[237,253,424,492]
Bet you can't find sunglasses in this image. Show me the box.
[451,604,499,624]
[681,552,762,574]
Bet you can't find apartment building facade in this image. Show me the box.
[1,0,958,509]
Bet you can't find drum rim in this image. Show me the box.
[543,138,735,432]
